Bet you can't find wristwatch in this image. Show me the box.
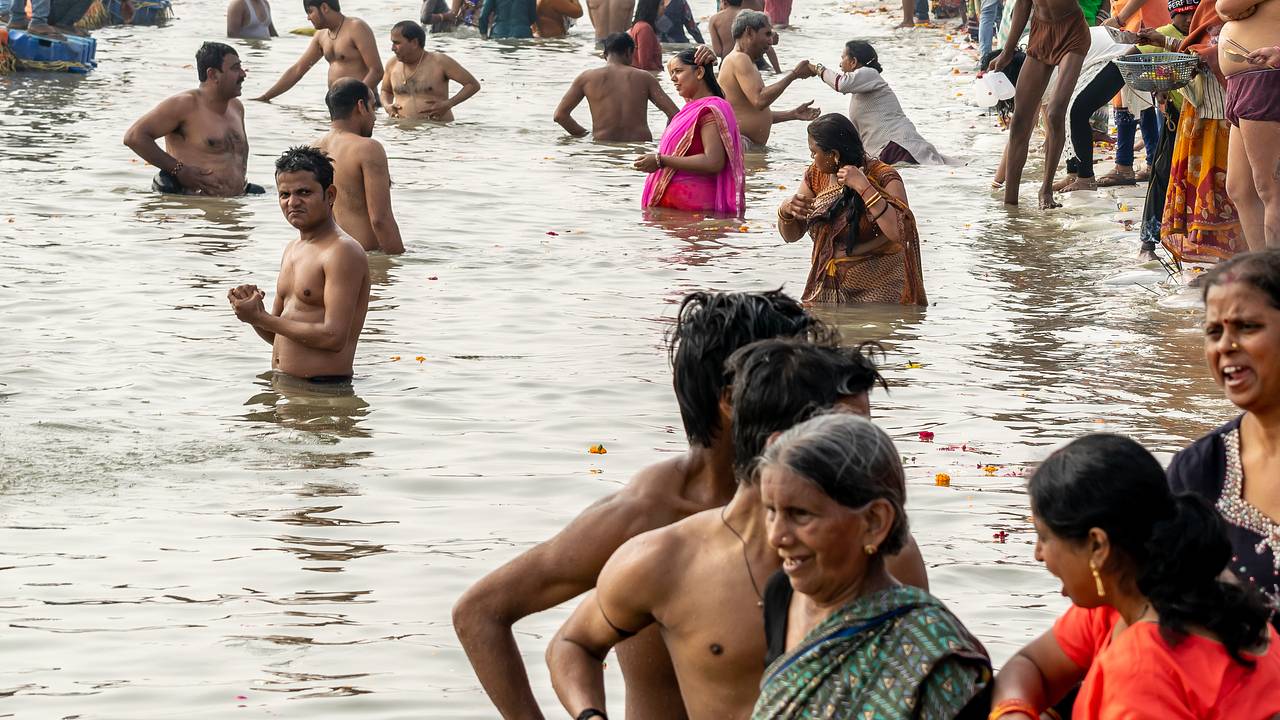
[576,710,607,720]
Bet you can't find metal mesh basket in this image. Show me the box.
[1114,52,1199,92]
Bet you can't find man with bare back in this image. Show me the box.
[454,290,932,720]
[380,20,480,122]
[124,42,261,197]
[988,0,1089,208]
[547,338,927,720]
[316,79,405,255]
[228,146,370,382]
[586,0,633,42]
[255,0,383,104]
[554,32,679,141]
[1219,0,1280,247]
[717,10,818,146]
[709,0,781,73]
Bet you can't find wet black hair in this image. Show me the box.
[727,338,886,483]
[275,145,335,189]
[602,31,636,58]
[1030,434,1272,665]
[1201,248,1280,308]
[325,77,372,121]
[303,0,339,12]
[633,0,660,26]
[807,113,870,256]
[844,40,882,72]
[666,289,832,449]
[725,0,744,6]
[392,19,427,47]
[195,41,238,82]
[673,47,725,98]
[980,48,1026,125]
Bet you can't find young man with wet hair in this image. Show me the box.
[454,289,834,720]
[547,337,928,720]
[227,146,370,381]
[316,78,404,254]
[380,19,480,121]
[255,0,383,104]
[553,31,679,142]
[124,42,261,197]
[717,10,818,146]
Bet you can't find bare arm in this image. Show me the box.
[553,75,589,136]
[547,532,666,718]
[255,35,324,101]
[710,18,725,56]
[735,56,807,110]
[453,491,666,720]
[354,23,385,99]
[381,59,398,114]
[992,630,1087,717]
[766,44,782,73]
[886,533,928,591]
[865,177,908,242]
[648,74,680,120]
[256,293,283,344]
[361,145,404,255]
[226,0,246,37]
[250,243,365,351]
[442,55,482,109]
[657,115,726,174]
[992,0,1031,68]
[123,95,190,172]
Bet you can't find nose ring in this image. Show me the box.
[1232,342,1240,350]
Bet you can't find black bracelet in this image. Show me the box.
[576,710,607,720]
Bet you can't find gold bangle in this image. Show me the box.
[777,204,799,222]
[862,192,883,207]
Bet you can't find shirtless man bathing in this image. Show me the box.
[718,10,819,147]
[554,32,678,142]
[454,290,865,720]
[709,0,781,74]
[255,0,383,104]
[316,79,405,255]
[547,338,928,720]
[228,146,370,382]
[124,42,261,197]
[987,0,1089,207]
[381,20,480,122]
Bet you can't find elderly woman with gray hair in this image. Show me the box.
[753,413,991,719]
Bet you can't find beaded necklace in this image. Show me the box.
[1217,428,1280,576]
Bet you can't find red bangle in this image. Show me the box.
[989,699,1039,720]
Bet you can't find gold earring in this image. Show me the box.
[1090,559,1106,597]
[863,544,877,556]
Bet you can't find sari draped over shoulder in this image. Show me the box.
[753,586,992,720]
[798,160,927,306]
[641,96,746,216]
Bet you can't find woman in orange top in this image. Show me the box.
[627,0,662,71]
[990,434,1280,720]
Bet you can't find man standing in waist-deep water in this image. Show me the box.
[228,147,370,382]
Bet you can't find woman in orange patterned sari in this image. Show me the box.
[777,114,927,305]
[1160,0,1246,264]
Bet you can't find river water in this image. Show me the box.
[0,0,1232,717]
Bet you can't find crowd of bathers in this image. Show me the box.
[10,0,1280,714]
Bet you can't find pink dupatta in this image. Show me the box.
[641,96,745,216]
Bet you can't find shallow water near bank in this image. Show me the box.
[0,1,1231,717]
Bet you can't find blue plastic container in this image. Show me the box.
[108,0,172,25]
[7,29,98,73]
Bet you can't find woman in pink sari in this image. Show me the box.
[635,48,746,216]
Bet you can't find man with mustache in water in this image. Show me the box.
[254,0,383,104]
[228,147,370,383]
[548,338,929,720]
[717,10,819,147]
[380,20,480,122]
[316,79,405,255]
[124,42,260,197]
[454,290,930,720]
[554,32,679,141]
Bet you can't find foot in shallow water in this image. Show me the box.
[1038,188,1062,209]
[1137,243,1158,262]
[1058,177,1097,193]
[1096,166,1136,187]
[1053,174,1078,191]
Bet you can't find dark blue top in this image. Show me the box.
[655,0,703,44]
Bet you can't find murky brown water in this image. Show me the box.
[0,0,1232,716]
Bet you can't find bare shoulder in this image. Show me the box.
[385,55,401,72]
[161,89,201,111]
[328,230,371,265]
[603,510,700,580]
[355,135,388,162]
[350,16,378,40]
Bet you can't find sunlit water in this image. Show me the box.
[0,0,1232,716]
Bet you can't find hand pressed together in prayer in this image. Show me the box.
[228,284,267,323]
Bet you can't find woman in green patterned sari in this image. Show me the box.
[754,414,992,720]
